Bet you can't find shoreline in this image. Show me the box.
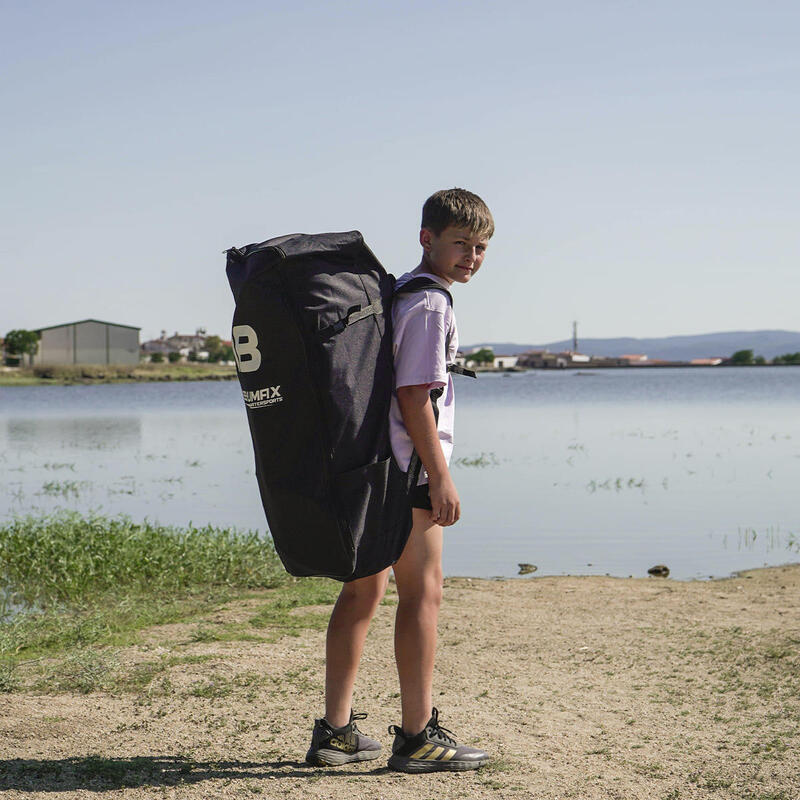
[2,563,797,798]
[3,361,798,387]
[469,559,800,584]
[473,362,800,373]
[0,364,238,387]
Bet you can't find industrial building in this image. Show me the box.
[34,319,141,365]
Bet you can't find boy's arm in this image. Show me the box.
[396,384,460,526]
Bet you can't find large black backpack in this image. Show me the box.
[225,231,459,581]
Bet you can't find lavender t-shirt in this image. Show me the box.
[389,271,458,483]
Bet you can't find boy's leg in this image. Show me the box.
[324,567,390,728]
[388,507,490,773]
[391,507,443,736]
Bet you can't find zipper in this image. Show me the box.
[273,261,354,564]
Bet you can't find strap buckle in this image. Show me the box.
[447,363,477,379]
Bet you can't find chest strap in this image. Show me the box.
[448,363,476,378]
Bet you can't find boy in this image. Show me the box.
[306,188,494,773]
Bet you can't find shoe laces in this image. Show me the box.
[387,708,457,746]
[427,708,457,747]
[350,711,367,733]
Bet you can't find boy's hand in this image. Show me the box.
[396,383,461,527]
[428,472,460,526]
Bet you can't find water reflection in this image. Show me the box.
[6,417,141,450]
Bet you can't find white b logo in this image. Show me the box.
[232,325,261,373]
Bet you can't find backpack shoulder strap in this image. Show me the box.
[393,276,453,306]
[393,276,475,379]
[396,276,476,491]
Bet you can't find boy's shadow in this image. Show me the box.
[0,755,391,791]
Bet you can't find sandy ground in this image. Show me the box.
[1,564,798,800]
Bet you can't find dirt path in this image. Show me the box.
[2,564,798,799]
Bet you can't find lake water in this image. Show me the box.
[1,368,798,581]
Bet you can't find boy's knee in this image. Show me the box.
[428,565,443,597]
[423,584,443,612]
[398,570,443,608]
[429,575,444,607]
[339,570,389,610]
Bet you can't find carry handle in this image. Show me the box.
[318,298,384,338]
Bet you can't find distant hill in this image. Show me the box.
[468,330,800,361]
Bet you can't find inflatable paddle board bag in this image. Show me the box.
[225,231,413,581]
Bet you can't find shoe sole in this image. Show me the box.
[387,754,490,773]
[306,747,382,766]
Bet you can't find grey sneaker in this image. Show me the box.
[387,707,490,773]
[305,711,382,766]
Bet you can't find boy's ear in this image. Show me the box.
[419,227,433,251]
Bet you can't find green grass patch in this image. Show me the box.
[248,578,341,636]
[0,513,351,692]
[751,737,789,759]
[186,670,270,701]
[0,511,284,609]
[187,674,233,699]
[43,648,119,694]
[188,622,269,644]
[168,654,215,667]
[0,512,288,679]
[0,661,19,692]
[0,590,226,658]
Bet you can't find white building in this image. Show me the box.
[492,354,519,369]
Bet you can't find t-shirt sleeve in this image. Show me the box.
[394,295,448,390]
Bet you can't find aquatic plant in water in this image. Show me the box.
[40,480,90,498]
[453,452,499,468]
[586,477,646,493]
[733,526,799,553]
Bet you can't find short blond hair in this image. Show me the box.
[421,188,494,239]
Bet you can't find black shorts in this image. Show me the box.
[410,482,432,510]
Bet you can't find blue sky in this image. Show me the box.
[2,1,798,345]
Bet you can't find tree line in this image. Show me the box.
[730,349,800,365]
[2,329,39,365]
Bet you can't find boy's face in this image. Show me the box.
[419,226,489,285]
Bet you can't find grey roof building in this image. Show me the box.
[34,319,141,365]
